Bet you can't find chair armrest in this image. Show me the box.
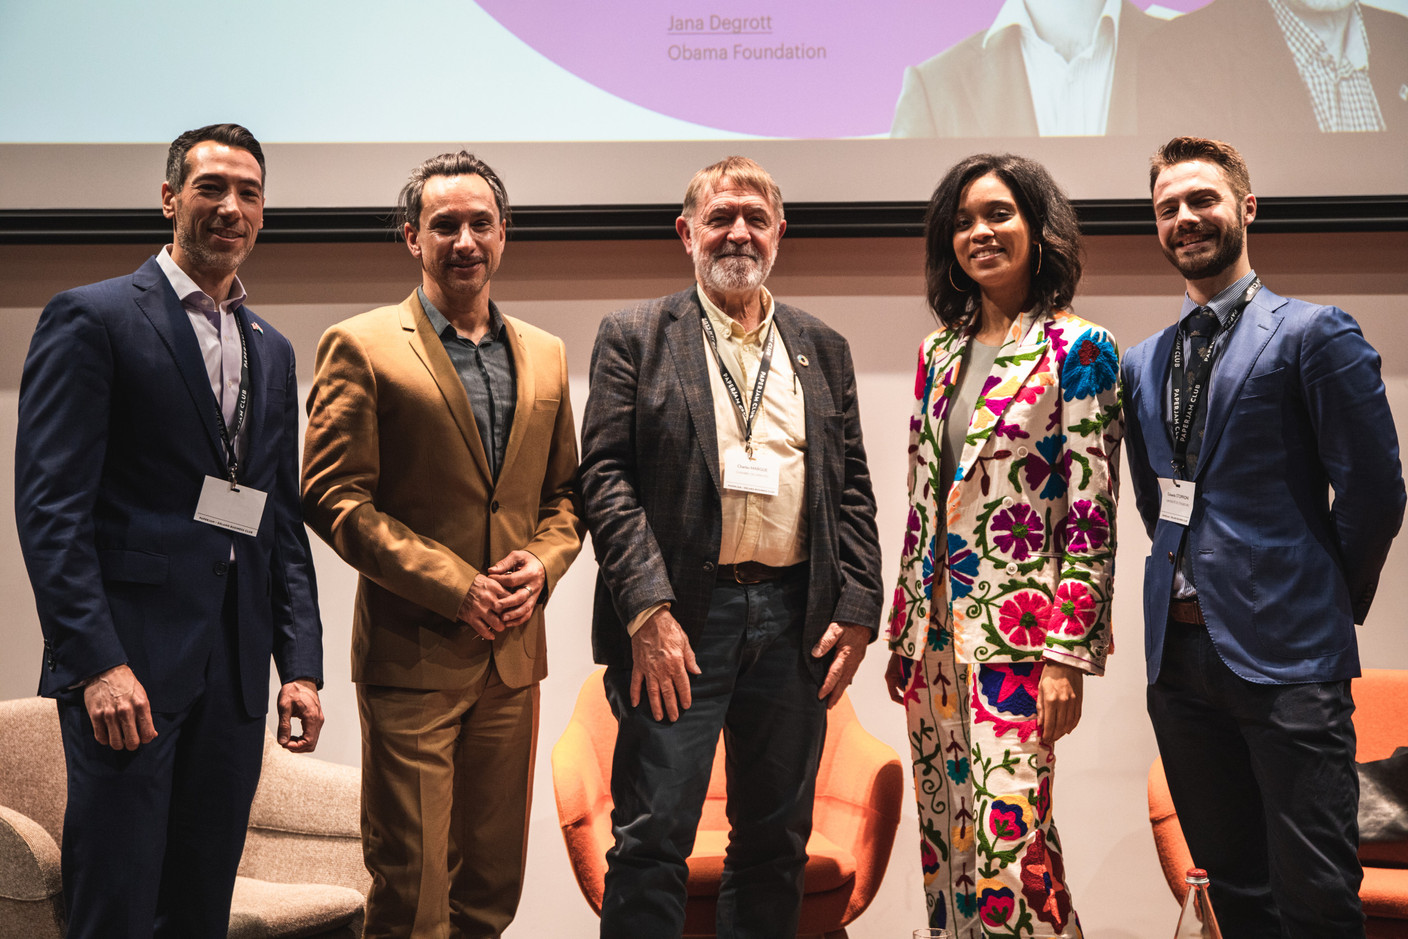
[812,720,905,924]
[552,719,607,829]
[1147,759,1193,904]
[0,804,62,902]
[238,734,369,895]
[551,718,613,912]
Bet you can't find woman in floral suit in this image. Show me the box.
[886,154,1122,938]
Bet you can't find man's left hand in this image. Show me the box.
[487,550,547,628]
[812,622,870,709]
[276,678,323,753]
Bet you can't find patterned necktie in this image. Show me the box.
[1181,306,1221,465]
[1182,307,1220,392]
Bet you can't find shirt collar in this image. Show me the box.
[1268,0,1370,70]
[156,244,247,312]
[1181,270,1259,329]
[696,283,776,342]
[418,286,505,341]
[985,0,1122,50]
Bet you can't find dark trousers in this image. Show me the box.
[57,571,265,939]
[1148,621,1364,939]
[599,572,826,939]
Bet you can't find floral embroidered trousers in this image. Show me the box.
[900,649,1082,939]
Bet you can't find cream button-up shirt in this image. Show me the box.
[700,283,809,567]
[626,283,810,636]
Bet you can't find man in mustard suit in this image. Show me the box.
[301,151,582,938]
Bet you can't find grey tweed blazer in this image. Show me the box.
[580,286,883,685]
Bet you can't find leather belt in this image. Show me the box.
[716,561,804,584]
[1168,598,1205,625]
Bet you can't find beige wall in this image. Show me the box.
[3,228,1405,938]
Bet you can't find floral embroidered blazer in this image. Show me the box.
[888,307,1123,674]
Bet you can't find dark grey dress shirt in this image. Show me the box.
[419,287,517,479]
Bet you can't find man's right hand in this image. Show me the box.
[630,608,701,722]
[83,664,157,751]
[457,574,512,639]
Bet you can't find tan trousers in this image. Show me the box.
[357,663,539,939]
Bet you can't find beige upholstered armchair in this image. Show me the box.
[0,696,369,938]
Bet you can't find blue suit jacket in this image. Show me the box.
[1122,286,1404,685]
[15,256,322,717]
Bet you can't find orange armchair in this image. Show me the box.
[551,668,904,938]
[1148,669,1408,938]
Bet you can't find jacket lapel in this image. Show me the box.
[968,29,1039,135]
[1141,324,1180,457]
[498,312,536,483]
[232,307,267,476]
[130,258,227,469]
[401,293,493,482]
[957,309,1050,478]
[665,290,722,495]
[1194,290,1284,480]
[772,307,829,512]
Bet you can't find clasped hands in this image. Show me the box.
[629,609,870,722]
[457,549,546,640]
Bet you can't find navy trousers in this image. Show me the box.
[1148,621,1364,939]
[599,571,827,939]
[57,570,265,939]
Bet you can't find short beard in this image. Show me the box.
[174,210,252,279]
[699,248,773,296]
[1164,216,1245,282]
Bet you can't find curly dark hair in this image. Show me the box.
[924,153,1083,329]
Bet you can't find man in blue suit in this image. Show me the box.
[15,123,324,938]
[1122,136,1404,938]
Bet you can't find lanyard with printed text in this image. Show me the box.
[700,310,775,454]
[1170,276,1260,478]
[214,314,252,488]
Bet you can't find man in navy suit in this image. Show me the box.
[15,123,324,938]
[1122,136,1404,938]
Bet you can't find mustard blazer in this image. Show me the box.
[302,292,582,690]
[888,308,1122,674]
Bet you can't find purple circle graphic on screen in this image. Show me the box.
[476,1,1211,138]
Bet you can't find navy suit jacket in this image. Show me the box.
[15,256,322,717]
[580,287,884,685]
[1122,285,1403,685]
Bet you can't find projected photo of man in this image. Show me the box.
[889,0,1161,137]
[1137,0,1408,135]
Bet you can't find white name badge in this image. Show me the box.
[195,476,269,536]
[723,447,780,496]
[1158,477,1196,526]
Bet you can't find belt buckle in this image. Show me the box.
[733,562,766,585]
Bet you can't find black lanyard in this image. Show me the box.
[699,310,776,454]
[1170,277,1260,478]
[214,313,251,487]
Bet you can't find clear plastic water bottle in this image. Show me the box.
[1173,867,1223,938]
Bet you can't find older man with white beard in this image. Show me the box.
[579,156,884,939]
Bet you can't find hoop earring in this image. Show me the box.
[948,264,970,292]
[1033,243,1043,277]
